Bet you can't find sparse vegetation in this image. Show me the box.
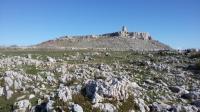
[118,96,139,112]
[24,65,40,75]
[72,93,93,112]
[0,49,200,111]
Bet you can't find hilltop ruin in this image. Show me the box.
[36,26,171,51]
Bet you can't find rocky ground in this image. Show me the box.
[0,50,200,112]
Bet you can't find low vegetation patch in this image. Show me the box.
[24,65,41,75]
[118,95,139,112]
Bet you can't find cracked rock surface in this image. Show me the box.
[0,50,200,112]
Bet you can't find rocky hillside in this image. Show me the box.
[0,50,200,112]
[36,37,171,51]
[35,27,172,51]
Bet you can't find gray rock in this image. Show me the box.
[84,77,139,103]
[181,92,198,100]
[29,94,35,99]
[6,90,13,99]
[14,80,22,90]
[98,64,112,71]
[14,99,30,112]
[170,104,198,112]
[46,100,55,112]
[57,84,72,102]
[4,76,13,87]
[169,86,182,93]
[0,87,4,96]
[47,56,56,63]
[134,98,150,112]
[72,104,83,112]
[27,54,32,59]
[191,100,200,107]
[93,103,117,112]
[149,102,171,112]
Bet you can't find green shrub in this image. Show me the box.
[118,95,139,112]
[25,65,40,75]
[72,93,93,112]
[189,52,200,59]
[196,62,200,70]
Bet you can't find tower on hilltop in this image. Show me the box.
[120,26,128,37]
[122,26,128,32]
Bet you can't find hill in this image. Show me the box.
[36,26,172,51]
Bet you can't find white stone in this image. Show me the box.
[57,84,72,102]
[14,80,22,90]
[47,56,56,63]
[85,77,139,103]
[72,104,83,112]
[93,103,117,112]
[33,88,40,94]
[15,99,30,110]
[4,76,13,87]
[47,100,55,111]
[6,90,13,99]
[29,94,35,99]
[59,74,68,83]
[0,87,4,96]
[134,98,150,112]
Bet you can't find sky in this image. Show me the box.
[0,0,200,49]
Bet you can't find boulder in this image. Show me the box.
[29,94,35,99]
[169,86,182,93]
[14,99,30,112]
[149,102,171,112]
[47,56,56,63]
[181,92,198,100]
[46,100,55,112]
[98,64,112,71]
[0,87,4,96]
[59,74,68,83]
[93,103,117,112]
[4,76,13,87]
[57,84,72,102]
[14,80,22,90]
[6,90,13,99]
[84,77,138,103]
[170,104,198,112]
[72,104,83,112]
[134,98,150,112]
[191,100,200,107]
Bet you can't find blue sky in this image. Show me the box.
[0,0,199,49]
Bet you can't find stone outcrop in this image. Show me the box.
[102,26,152,40]
[84,77,140,104]
[1,51,200,111]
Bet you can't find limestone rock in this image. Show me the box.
[6,90,13,99]
[57,84,72,102]
[93,103,117,112]
[72,104,83,112]
[47,56,56,63]
[0,87,4,96]
[14,99,30,112]
[171,104,198,112]
[84,77,139,103]
[191,100,200,107]
[134,98,150,112]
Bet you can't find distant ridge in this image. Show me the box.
[35,26,173,51]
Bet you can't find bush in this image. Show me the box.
[189,52,200,59]
[118,95,139,112]
[196,62,200,70]
[25,65,40,75]
[72,93,93,112]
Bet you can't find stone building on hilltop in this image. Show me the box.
[120,26,128,37]
[101,26,152,40]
